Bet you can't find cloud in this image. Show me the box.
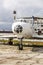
[0,21,12,24]
[3,0,43,9]
[0,0,43,20]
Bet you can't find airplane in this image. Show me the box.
[12,16,43,39]
[12,16,43,50]
[0,11,43,50]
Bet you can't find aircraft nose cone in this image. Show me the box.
[14,25,23,33]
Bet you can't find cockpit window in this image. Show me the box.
[21,20,23,22]
[19,19,26,22]
[16,19,26,22]
[24,20,26,22]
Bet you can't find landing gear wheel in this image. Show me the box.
[8,38,13,45]
[19,44,23,50]
[9,41,13,45]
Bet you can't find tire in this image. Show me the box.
[8,38,13,45]
[19,44,23,50]
[8,41,13,45]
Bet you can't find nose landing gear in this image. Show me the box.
[18,37,24,50]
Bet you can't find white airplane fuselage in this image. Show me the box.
[12,17,43,39]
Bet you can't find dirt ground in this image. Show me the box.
[0,45,43,65]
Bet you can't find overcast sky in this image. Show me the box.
[0,0,43,30]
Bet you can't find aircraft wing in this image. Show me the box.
[0,34,17,38]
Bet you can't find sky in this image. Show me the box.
[0,0,43,30]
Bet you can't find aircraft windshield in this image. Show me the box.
[16,19,26,22]
[16,18,33,23]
